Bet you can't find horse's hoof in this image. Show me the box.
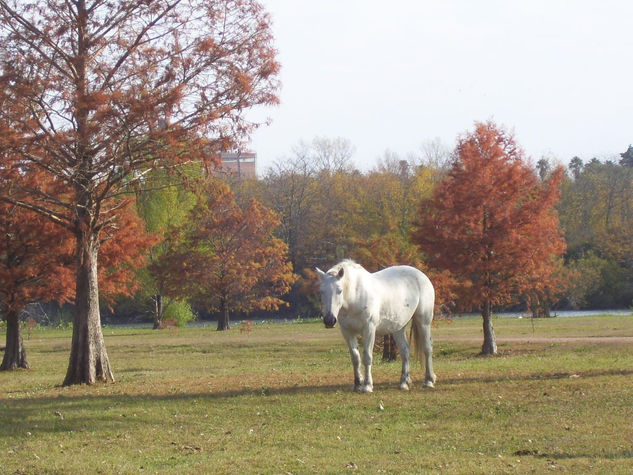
[399,382,410,391]
[360,385,373,394]
[423,380,435,389]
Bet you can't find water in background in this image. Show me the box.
[456,309,633,319]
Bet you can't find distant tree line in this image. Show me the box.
[2,112,632,371]
[559,146,633,308]
[221,135,633,319]
[6,132,633,340]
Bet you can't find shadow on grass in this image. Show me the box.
[514,448,633,461]
[0,380,375,440]
[441,368,633,386]
[545,450,633,461]
[3,366,633,441]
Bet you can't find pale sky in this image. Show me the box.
[247,0,633,174]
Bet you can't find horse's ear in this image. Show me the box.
[337,267,344,279]
[315,267,325,279]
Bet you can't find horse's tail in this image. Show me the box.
[409,310,427,366]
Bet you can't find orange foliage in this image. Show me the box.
[98,198,160,304]
[412,121,566,314]
[0,201,74,316]
[0,170,156,315]
[153,182,297,327]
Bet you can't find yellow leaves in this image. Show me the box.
[253,296,288,312]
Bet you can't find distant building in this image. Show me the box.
[218,152,257,179]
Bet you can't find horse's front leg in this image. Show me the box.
[343,332,363,392]
[360,325,376,393]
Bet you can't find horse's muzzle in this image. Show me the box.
[323,313,337,329]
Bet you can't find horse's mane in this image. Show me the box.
[329,259,366,276]
[340,259,362,268]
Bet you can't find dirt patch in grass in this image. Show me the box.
[440,335,633,343]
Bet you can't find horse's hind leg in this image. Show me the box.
[392,328,412,390]
[420,321,436,388]
[412,306,436,388]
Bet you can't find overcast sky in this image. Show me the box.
[247,0,633,174]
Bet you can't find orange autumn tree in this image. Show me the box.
[154,182,297,331]
[412,122,565,355]
[0,171,154,370]
[0,185,74,370]
[0,0,279,385]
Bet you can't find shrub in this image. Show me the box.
[163,300,196,327]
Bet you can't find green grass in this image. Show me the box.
[1,315,633,473]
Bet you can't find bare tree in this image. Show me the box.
[311,136,356,173]
[418,137,452,172]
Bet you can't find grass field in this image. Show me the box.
[1,315,633,473]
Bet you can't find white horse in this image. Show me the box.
[316,260,436,393]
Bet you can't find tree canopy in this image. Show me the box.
[412,122,566,354]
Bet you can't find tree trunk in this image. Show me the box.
[217,298,230,331]
[530,300,552,318]
[63,229,114,385]
[542,303,551,318]
[481,300,497,355]
[1,308,29,370]
[153,294,163,329]
[382,334,397,362]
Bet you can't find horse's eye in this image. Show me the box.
[336,288,343,295]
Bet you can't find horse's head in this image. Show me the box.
[316,265,346,329]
